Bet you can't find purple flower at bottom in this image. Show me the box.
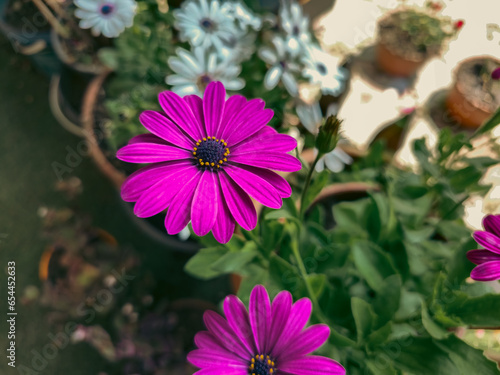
[117,81,301,244]
[187,285,345,375]
[467,214,500,281]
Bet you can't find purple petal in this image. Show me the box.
[187,349,246,369]
[224,165,282,209]
[121,161,190,202]
[212,192,236,244]
[232,132,298,153]
[484,215,500,238]
[223,295,257,356]
[226,108,274,146]
[139,110,193,150]
[473,231,500,254]
[194,369,247,375]
[203,81,225,136]
[233,165,291,199]
[158,90,203,141]
[278,355,346,375]
[467,249,500,265]
[164,171,202,234]
[203,310,252,359]
[230,152,302,172]
[219,98,265,141]
[272,298,312,357]
[278,324,330,362]
[217,95,247,139]
[194,331,220,349]
[191,171,219,236]
[219,172,257,231]
[127,133,169,145]
[116,143,191,164]
[249,285,271,354]
[133,165,198,218]
[470,261,500,281]
[267,291,292,353]
[184,94,207,139]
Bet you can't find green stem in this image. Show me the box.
[290,239,330,325]
[299,152,324,219]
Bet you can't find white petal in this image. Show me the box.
[264,66,282,90]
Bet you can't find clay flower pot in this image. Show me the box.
[445,56,500,129]
[375,41,426,78]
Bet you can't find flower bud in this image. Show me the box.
[315,115,342,154]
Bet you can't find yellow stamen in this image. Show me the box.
[211,162,215,167]
[193,152,196,155]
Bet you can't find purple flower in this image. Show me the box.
[187,285,345,375]
[117,82,301,243]
[467,214,500,281]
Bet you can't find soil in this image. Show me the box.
[455,57,500,113]
[378,11,441,62]
[3,0,51,31]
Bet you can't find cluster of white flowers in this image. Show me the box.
[259,0,348,97]
[74,0,137,38]
[167,0,261,96]
[167,0,347,99]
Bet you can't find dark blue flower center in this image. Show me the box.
[100,4,114,15]
[200,18,215,31]
[193,137,229,170]
[293,25,300,36]
[317,63,327,75]
[248,354,276,375]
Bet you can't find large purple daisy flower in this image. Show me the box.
[467,214,500,281]
[116,81,300,243]
[188,285,345,375]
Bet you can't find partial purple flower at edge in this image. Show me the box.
[116,81,301,244]
[467,214,500,281]
[187,285,346,375]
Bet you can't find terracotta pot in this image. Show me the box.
[445,80,494,129]
[375,41,426,78]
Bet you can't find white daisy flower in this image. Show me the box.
[218,32,257,63]
[74,0,137,38]
[259,37,299,96]
[166,47,245,97]
[296,102,353,173]
[173,0,237,52]
[302,46,348,96]
[223,1,262,31]
[279,0,312,57]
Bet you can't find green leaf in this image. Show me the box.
[421,301,450,339]
[474,106,500,135]
[366,359,400,375]
[98,47,119,69]
[352,241,398,292]
[303,170,330,212]
[268,254,302,293]
[435,336,499,374]
[261,220,285,253]
[307,274,326,299]
[368,322,392,346]
[391,338,459,375]
[352,297,376,343]
[184,247,228,280]
[444,292,500,326]
[332,199,371,236]
[211,243,259,274]
[373,275,402,326]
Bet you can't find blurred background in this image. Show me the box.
[1,0,500,374]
